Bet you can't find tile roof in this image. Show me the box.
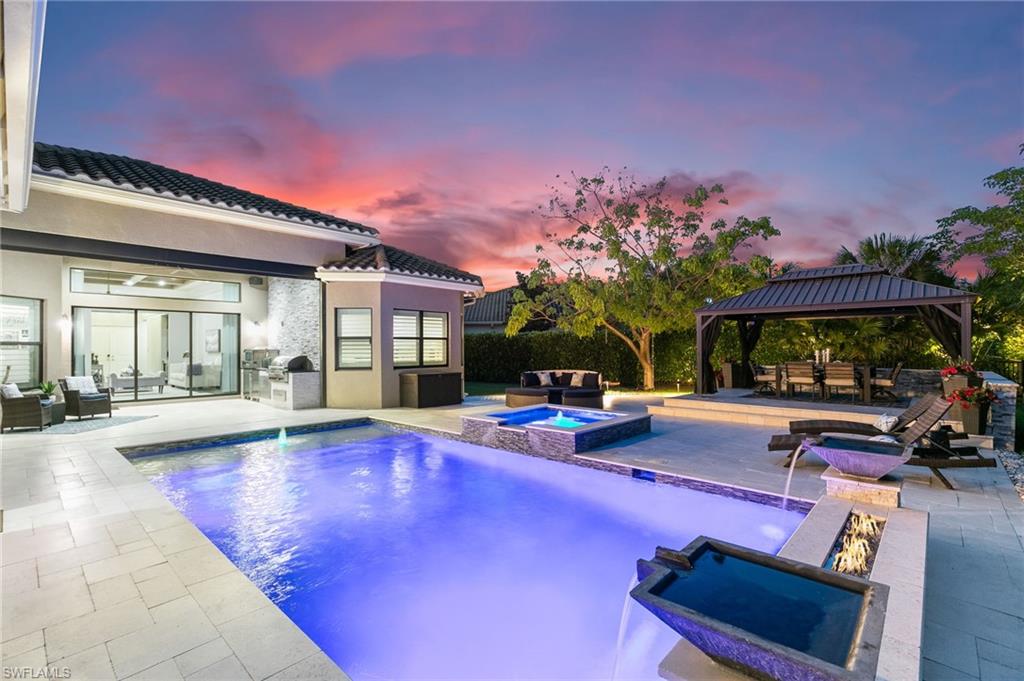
[320,244,482,286]
[699,264,974,316]
[465,286,515,324]
[32,142,378,237]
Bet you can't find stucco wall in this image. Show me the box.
[323,281,383,408]
[267,277,321,369]
[322,279,466,409]
[4,187,352,266]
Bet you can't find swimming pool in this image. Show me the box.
[131,424,806,680]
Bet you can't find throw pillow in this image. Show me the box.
[538,372,553,387]
[557,372,573,386]
[873,414,899,433]
[1,383,23,399]
[869,434,899,444]
[64,376,99,395]
[570,372,585,388]
[523,372,541,387]
[582,373,600,389]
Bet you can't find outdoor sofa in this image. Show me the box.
[505,370,604,409]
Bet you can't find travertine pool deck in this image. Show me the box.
[3,397,1022,680]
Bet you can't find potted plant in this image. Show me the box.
[39,380,57,402]
[945,386,999,435]
[940,361,983,396]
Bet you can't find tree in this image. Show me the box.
[936,144,1024,283]
[507,169,779,390]
[834,233,954,286]
[934,144,1024,359]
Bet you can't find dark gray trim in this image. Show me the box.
[1,228,317,279]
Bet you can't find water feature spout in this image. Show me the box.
[278,427,288,447]
[781,444,799,511]
[611,574,640,679]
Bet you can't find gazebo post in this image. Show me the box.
[961,301,973,361]
[695,312,705,394]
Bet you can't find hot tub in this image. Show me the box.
[461,404,651,457]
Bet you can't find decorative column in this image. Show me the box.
[984,373,1019,450]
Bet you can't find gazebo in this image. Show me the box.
[694,264,978,394]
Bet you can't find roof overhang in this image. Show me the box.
[30,173,381,247]
[1,0,46,212]
[315,269,484,295]
[697,295,977,319]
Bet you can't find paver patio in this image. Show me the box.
[2,398,1022,680]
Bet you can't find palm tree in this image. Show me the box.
[834,233,954,286]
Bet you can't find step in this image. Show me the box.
[649,397,884,428]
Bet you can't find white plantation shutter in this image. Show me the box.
[393,311,419,338]
[392,310,449,368]
[335,309,372,369]
[0,297,42,388]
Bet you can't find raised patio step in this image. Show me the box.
[648,396,884,428]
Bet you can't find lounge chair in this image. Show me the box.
[786,392,945,438]
[769,395,950,468]
[770,398,995,488]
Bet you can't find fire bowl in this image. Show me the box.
[802,436,912,480]
[632,537,888,681]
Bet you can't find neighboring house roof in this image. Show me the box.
[320,244,483,286]
[698,263,974,317]
[465,287,515,325]
[32,142,379,237]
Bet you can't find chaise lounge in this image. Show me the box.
[769,397,995,488]
[505,370,604,409]
[785,393,944,438]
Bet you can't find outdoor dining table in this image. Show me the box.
[770,363,875,403]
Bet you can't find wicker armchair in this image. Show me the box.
[58,379,112,420]
[1,393,53,432]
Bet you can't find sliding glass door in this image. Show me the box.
[72,307,239,401]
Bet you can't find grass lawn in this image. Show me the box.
[465,382,515,396]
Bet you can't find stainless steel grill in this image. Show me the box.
[268,355,314,381]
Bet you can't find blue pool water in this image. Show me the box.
[489,406,616,427]
[132,425,806,680]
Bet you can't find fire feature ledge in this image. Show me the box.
[821,466,904,508]
[658,497,927,681]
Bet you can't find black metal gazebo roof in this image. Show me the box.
[694,264,977,393]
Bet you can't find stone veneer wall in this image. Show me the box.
[267,277,321,370]
[894,369,942,397]
[986,375,1020,450]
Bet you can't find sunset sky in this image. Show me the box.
[36,1,1022,289]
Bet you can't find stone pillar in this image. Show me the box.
[985,373,1019,450]
[267,277,322,370]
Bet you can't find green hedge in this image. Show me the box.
[466,321,957,389]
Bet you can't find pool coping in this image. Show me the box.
[107,417,925,680]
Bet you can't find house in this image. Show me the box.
[0,11,482,409]
[464,286,515,334]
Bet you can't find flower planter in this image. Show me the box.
[942,374,984,423]
[722,362,751,389]
[957,403,989,435]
